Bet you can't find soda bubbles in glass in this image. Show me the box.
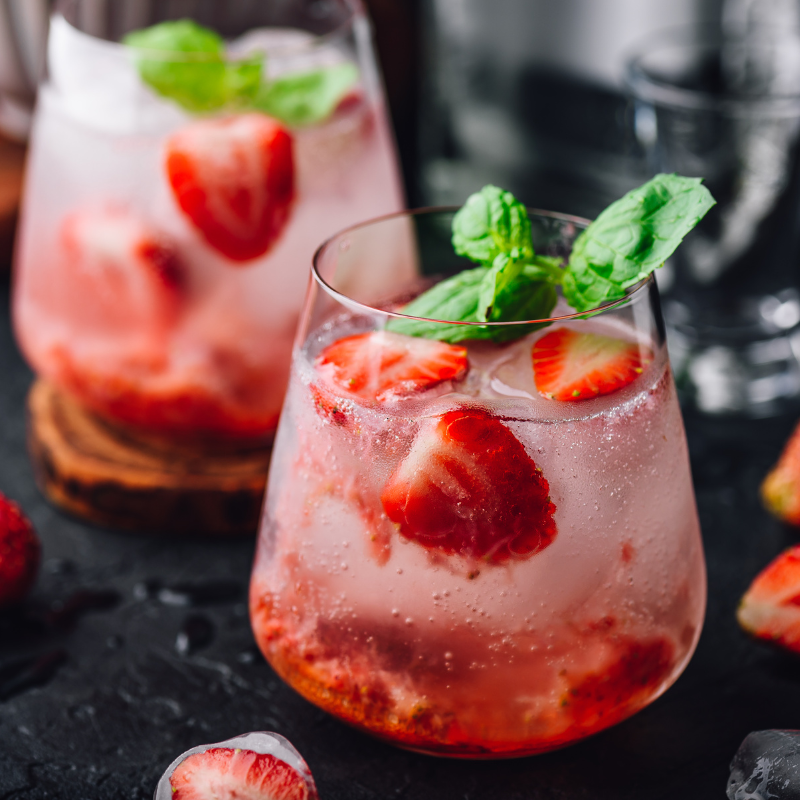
[13,0,403,441]
[250,182,709,757]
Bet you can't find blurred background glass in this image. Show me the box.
[627,22,800,417]
[416,0,725,215]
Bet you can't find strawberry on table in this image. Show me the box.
[0,493,41,608]
[381,407,556,564]
[762,421,800,525]
[166,113,295,262]
[159,733,318,800]
[532,327,652,401]
[61,206,186,331]
[738,545,800,653]
[314,331,468,406]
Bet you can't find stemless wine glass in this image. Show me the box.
[13,0,403,442]
[249,208,707,758]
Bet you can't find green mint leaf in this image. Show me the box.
[452,185,533,265]
[477,252,527,322]
[253,63,359,127]
[386,264,556,344]
[562,173,715,312]
[386,268,486,342]
[124,20,261,113]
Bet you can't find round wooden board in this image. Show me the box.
[26,380,272,535]
[0,132,26,273]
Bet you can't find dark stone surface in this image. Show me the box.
[3,274,800,800]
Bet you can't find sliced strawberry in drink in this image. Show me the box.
[169,747,318,800]
[532,327,652,401]
[166,113,295,262]
[61,206,186,329]
[314,331,468,406]
[563,635,674,727]
[381,407,556,564]
[738,545,800,653]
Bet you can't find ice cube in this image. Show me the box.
[728,730,800,800]
[47,14,187,134]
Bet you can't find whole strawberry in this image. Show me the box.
[0,494,41,607]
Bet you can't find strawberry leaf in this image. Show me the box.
[253,63,359,127]
[562,173,716,312]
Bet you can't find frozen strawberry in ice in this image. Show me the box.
[166,113,295,262]
[314,331,468,406]
[381,407,557,564]
[61,206,186,332]
[0,493,41,607]
[155,732,318,800]
[532,327,651,401]
[738,545,800,653]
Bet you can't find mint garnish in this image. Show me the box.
[563,173,716,313]
[388,175,715,344]
[254,63,359,127]
[123,21,261,114]
[124,20,358,125]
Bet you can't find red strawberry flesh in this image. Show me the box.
[170,747,317,800]
[532,327,651,401]
[381,407,556,563]
[0,494,41,607]
[166,113,295,262]
[314,331,469,405]
[738,545,800,653]
[61,206,186,328]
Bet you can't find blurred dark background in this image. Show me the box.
[365,0,738,215]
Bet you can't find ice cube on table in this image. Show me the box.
[154,731,317,799]
[728,730,800,800]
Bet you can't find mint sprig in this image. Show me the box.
[563,173,716,312]
[387,175,715,344]
[124,20,358,125]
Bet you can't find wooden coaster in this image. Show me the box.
[26,380,272,535]
[0,133,26,273]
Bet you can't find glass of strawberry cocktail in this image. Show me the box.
[249,181,709,757]
[13,0,402,441]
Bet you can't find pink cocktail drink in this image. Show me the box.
[250,208,707,757]
[13,1,402,440]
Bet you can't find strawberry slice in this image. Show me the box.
[170,747,318,800]
[738,545,800,653]
[0,493,40,608]
[166,113,295,262]
[532,327,651,401]
[381,407,556,564]
[314,331,468,405]
[61,206,185,328]
[762,421,800,525]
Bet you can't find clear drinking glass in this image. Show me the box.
[12,0,403,441]
[626,27,800,417]
[249,208,707,758]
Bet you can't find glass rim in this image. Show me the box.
[52,0,364,62]
[625,23,800,113]
[311,206,655,328]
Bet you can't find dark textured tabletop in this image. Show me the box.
[1,274,800,800]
